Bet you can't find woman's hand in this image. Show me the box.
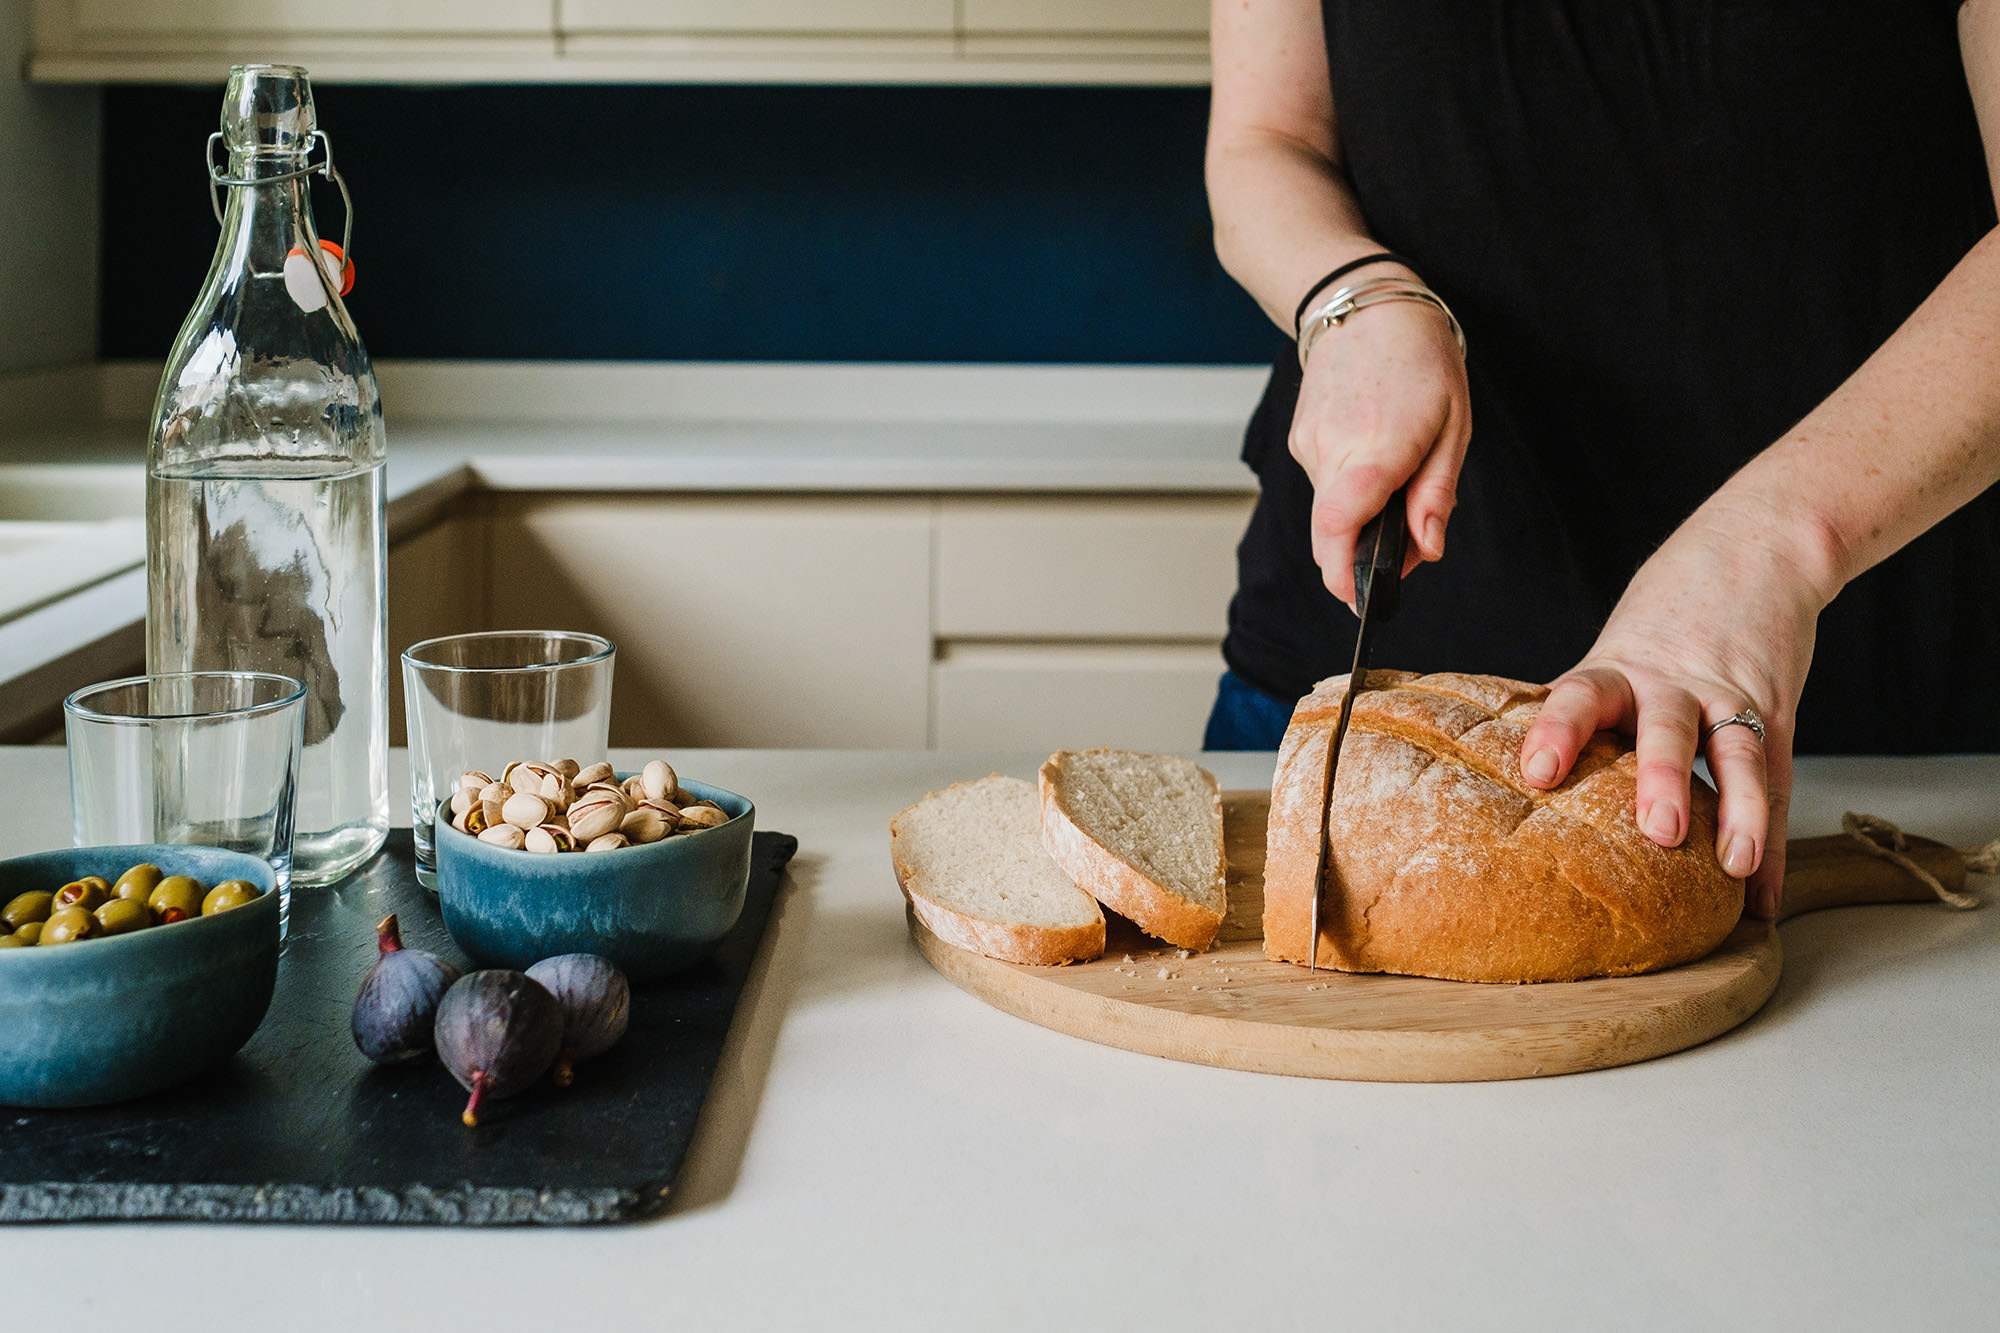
[1516,491,1832,918]
[1289,294,1471,606]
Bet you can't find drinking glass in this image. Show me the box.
[402,631,615,889]
[64,671,305,927]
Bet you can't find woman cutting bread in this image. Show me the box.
[1203,1,2000,922]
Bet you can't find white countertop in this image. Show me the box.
[7,747,1999,1331]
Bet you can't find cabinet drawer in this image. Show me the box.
[961,0,1207,35]
[935,496,1251,640]
[74,0,548,35]
[492,496,931,748]
[559,1,953,34]
[931,641,1221,752]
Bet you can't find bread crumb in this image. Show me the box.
[1175,949,1192,960]
[1156,966,1174,980]
[1121,955,1133,964]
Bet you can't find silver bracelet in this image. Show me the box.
[1297,276,1467,369]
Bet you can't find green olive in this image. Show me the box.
[110,863,164,902]
[149,876,206,923]
[0,934,24,948]
[201,880,261,915]
[95,897,152,937]
[40,906,98,945]
[52,878,108,913]
[1,890,53,930]
[14,921,42,945]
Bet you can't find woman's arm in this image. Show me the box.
[1517,0,2000,918]
[1207,0,1469,600]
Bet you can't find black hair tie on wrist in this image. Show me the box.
[1293,252,1418,332]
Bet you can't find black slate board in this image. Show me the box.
[0,828,797,1226]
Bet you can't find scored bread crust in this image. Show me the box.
[1038,751,1226,952]
[890,777,1105,966]
[1264,670,1744,982]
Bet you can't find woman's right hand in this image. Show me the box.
[1289,291,1471,606]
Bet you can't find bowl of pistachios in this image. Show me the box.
[0,844,278,1107]
[434,758,756,982]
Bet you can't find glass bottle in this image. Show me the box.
[146,65,388,887]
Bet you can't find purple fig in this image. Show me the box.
[352,914,461,1065]
[525,954,630,1086]
[434,970,563,1126]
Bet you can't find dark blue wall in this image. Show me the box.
[100,83,1281,364]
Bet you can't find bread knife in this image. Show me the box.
[1308,487,1409,972]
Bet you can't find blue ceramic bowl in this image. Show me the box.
[0,844,279,1108]
[436,778,755,982]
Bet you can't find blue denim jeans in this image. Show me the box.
[1202,670,1295,751]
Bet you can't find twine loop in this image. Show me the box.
[1841,812,1995,911]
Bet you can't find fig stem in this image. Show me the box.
[376,913,403,956]
[462,1072,489,1127]
[554,1053,575,1088]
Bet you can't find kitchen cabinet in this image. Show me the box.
[384,492,1247,752]
[559,1,954,35]
[487,495,934,749]
[31,0,1208,83]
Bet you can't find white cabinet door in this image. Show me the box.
[560,1,954,34]
[491,496,931,749]
[961,0,1207,34]
[936,496,1251,640]
[72,0,549,35]
[932,642,1222,752]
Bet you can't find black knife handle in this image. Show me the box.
[1353,487,1408,623]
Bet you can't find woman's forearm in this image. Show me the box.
[1206,130,1387,331]
[1709,225,2000,607]
[1206,0,1404,332]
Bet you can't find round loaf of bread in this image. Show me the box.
[1262,670,1744,982]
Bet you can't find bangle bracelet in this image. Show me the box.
[1292,252,1415,332]
[1297,276,1467,370]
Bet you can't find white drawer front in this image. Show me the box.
[935,496,1251,639]
[931,641,1222,752]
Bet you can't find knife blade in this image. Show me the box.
[1308,487,1409,972]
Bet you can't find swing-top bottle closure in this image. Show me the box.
[206,63,355,308]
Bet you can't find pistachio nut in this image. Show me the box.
[573,761,615,789]
[478,822,527,851]
[585,833,630,852]
[542,779,571,816]
[524,824,576,855]
[678,805,729,830]
[449,786,480,819]
[501,791,550,830]
[459,770,494,792]
[463,804,493,836]
[555,758,581,781]
[642,760,678,804]
[619,807,672,845]
[567,795,627,843]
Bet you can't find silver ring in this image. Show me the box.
[1704,707,1766,744]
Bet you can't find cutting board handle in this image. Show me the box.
[1778,833,1971,922]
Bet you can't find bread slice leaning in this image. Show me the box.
[1039,749,1226,951]
[891,775,1106,965]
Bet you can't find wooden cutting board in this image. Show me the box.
[910,791,1968,1082]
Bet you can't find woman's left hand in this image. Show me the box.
[1515,490,1833,919]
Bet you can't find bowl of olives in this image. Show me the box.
[435,774,755,983]
[0,845,278,1108]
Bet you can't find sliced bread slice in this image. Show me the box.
[1038,748,1226,951]
[891,775,1106,965]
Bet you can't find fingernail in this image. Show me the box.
[1722,833,1755,877]
[1424,516,1446,559]
[1644,802,1681,844]
[1524,748,1559,785]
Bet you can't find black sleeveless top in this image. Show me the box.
[1224,0,2000,754]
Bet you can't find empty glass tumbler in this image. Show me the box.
[64,672,305,927]
[402,632,615,888]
